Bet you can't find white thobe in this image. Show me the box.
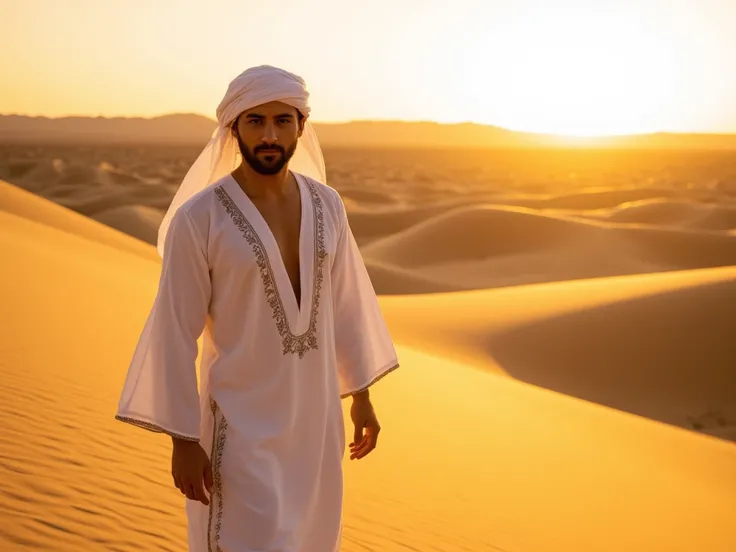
[115,172,399,552]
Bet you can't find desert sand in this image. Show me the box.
[1,142,735,551]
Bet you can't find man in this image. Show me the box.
[115,65,399,552]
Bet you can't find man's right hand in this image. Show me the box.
[171,438,213,505]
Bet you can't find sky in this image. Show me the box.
[2,0,735,136]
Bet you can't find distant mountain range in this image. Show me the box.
[1,113,735,149]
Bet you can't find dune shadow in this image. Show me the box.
[487,278,736,439]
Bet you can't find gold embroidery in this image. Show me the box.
[114,415,199,442]
[208,399,227,552]
[340,362,400,399]
[214,179,326,358]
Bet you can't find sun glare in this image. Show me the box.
[3,0,734,137]
[471,7,678,136]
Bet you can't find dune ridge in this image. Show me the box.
[0,179,159,261]
[361,203,736,293]
[585,196,736,231]
[379,266,736,439]
[91,205,164,245]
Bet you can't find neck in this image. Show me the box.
[232,162,293,199]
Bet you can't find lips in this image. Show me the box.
[255,146,284,155]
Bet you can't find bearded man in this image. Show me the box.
[115,65,399,552]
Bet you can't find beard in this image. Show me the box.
[236,134,297,175]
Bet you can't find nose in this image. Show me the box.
[261,121,278,145]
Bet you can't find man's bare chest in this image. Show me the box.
[250,195,303,300]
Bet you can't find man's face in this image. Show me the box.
[233,101,305,175]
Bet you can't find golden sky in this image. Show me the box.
[2,0,735,136]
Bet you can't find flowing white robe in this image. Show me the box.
[115,172,399,552]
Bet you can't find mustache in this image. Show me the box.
[254,144,285,154]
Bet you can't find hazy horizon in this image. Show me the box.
[5,112,736,142]
[4,0,736,137]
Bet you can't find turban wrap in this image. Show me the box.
[156,65,327,257]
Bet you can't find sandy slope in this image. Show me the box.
[0,179,159,261]
[91,204,165,246]
[0,182,734,551]
[584,197,736,231]
[343,348,736,552]
[362,203,736,293]
[379,267,736,441]
[342,203,455,246]
[489,186,681,210]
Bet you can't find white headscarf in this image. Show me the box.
[156,65,327,257]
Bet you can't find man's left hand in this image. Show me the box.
[349,392,380,460]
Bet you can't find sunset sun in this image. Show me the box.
[2,0,734,136]
[467,8,679,136]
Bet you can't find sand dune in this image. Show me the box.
[379,267,736,440]
[344,203,456,245]
[0,179,158,261]
[0,188,734,551]
[1,156,177,244]
[91,205,165,245]
[336,186,396,207]
[364,259,464,294]
[51,183,174,216]
[490,186,680,210]
[361,203,736,293]
[2,157,69,194]
[586,197,736,231]
[363,205,593,267]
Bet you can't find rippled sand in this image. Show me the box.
[1,144,735,551]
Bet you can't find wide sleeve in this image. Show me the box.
[330,194,399,398]
[115,208,211,441]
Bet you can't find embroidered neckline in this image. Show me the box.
[214,178,326,358]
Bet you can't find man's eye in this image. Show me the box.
[278,119,290,124]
